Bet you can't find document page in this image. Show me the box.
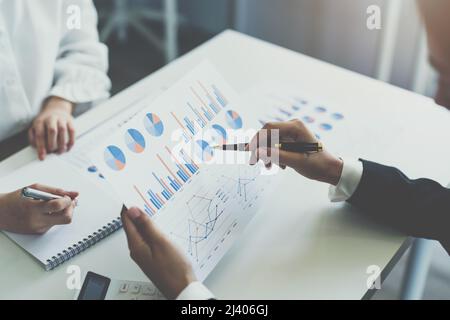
[89,62,274,280]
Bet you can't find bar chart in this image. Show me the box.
[91,62,272,280]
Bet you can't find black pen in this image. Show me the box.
[212,142,323,153]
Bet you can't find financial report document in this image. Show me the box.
[81,62,351,280]
[87,62,275,280]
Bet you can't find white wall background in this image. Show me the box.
[233,0,437,96]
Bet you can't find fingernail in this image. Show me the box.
[127,207,141,220]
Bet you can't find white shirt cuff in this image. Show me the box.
[176,281,215,300]
[328,158,363,202]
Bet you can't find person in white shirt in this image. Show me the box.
[121,119,449,300]
[0,0,109,234]
[0,0,110,159]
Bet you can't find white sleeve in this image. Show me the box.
[49,0,111,104]
[328,158,363,202]
[176,282,215,300]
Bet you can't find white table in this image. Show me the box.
[1,30,449,299]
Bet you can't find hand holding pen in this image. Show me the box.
[0,184,78,234]
[216,119,344,186]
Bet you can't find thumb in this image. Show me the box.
[126,207,165,247]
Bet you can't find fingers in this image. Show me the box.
[67,120,76,151]
[252,147,306,171]
[249,120,317,150]
[277,149,307,169]
[57,119,68,154]
[122,208,147,254]
[38,196,73,214]
[29,183,79,199]
[33,121,47,161]
[126,207,165,246]
[252,147,279,167]
[46,116,58,152]
[40,203,75,226]
[249,120,317,166]
[28,127,36,148]
[30,116,75,159]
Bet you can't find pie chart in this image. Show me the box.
[195,140,214,162]
[144,113,164,136]
[302,115,315,123]
[331,113,344,120]
[225,110,243,129]
[319,123,333,131]
[125,128,146,153]
[315,106,327,113]
[210,124,227,145]
[104,146,126,171]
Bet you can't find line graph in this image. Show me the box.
[166,164,266,266]
[184,193,226,261]
[90,63,273,280]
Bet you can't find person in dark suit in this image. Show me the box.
[121,119,450,299]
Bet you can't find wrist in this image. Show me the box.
[175,274,197,298]
[323,154,343,186]
[42,96,74,114]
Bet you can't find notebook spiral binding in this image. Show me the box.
[44,217,122,271]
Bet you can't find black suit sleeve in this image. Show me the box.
[347,160,450,254]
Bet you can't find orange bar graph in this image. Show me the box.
[156,154,183,186]
[133,185,156,213]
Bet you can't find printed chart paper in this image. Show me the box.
[90,62,273,280]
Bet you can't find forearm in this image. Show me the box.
[347,160,450,249]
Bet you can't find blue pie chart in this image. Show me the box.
[104,146,126,171]
[315,106,327,113]
[319,123,333,131]
[144,113,164,137]
[125,129,146,153]
[210,124,227,145]
[331,113,344,120]
[195,140,214,162]
[302,115,315,123]
[225,110,243,129]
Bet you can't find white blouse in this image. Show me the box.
[0,0,111,141]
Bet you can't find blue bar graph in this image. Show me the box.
[209,102,220,114]
[184,117,196,135]
[213,85,228,107]
[168,176,181,191]
[202,107,214,121]
[187,163,198,174]
[144,204,154,216]
[188,102,207,127]
[152,172,173,196]
[147,190,162,209]
[162,190,170,200]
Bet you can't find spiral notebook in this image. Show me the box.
[0,156,123,270]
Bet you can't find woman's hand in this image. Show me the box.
[28,96,76,160]
[248,119,344,185]
[0,184,78,234]
[122,207,197,299]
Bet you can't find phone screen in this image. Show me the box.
[77,272,111,300]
